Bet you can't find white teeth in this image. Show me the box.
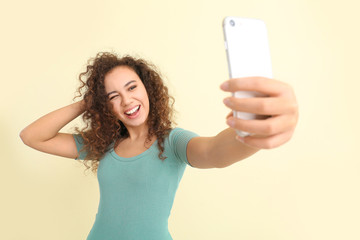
[125,105,140,115]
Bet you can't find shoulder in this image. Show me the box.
[168,127,199,140]
[161,128,198,166]
[166,127,199,150]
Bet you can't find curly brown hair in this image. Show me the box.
[74,52,175,174]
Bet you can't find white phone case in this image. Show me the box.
[223,17,273,137]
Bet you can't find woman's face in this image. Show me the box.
[104,66,150,131]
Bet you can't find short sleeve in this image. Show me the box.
[169,128,199,167]
[72,134,88,160]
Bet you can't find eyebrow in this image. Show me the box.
[106,80,136,97]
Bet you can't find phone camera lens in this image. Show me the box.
[230,20,235,26]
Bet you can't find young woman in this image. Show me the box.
[20,52,298,239]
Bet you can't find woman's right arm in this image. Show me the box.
[19,100,86,159]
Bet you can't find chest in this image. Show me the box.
[97,151,186,197]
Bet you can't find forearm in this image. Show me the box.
[20,100,85,144]
[209,128,260,168]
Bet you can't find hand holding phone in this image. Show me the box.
[223,17,273,137]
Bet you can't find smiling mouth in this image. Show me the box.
[124,105,140,116]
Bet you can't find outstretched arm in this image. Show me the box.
[187,77,298,169]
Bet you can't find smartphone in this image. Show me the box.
[223,17,273,137]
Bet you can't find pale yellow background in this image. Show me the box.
[1,0,359,239]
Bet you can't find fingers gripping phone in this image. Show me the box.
[223,17,273,137]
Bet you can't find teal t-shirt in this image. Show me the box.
[73,128,199,240]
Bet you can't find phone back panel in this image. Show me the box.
[223,17,273,80]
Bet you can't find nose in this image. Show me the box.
[121,93,133,107]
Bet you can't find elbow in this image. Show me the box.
[19,129,31,146]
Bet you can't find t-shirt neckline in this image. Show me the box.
[109,139,158,162]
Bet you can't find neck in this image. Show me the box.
[125,124,150,142]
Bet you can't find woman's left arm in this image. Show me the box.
[187,77,298,169]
